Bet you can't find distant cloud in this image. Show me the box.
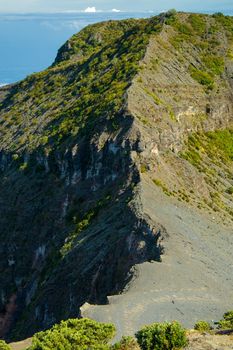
[84,6,96,13]
[112,8,121,12]
[40,20,83,31]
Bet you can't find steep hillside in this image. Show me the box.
[0,12,232,341]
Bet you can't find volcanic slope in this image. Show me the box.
[0,12,232,340]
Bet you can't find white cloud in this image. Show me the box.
[112,8,120,12]
[84,6,96,13]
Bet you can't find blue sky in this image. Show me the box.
[0,0,232,13]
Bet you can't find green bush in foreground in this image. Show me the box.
[217,310,233,329]
[0,340,10,350]
[194,320,211,332]
[29,318,116,350]
[135,321,188,350]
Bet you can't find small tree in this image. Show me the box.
[135,321,187,350]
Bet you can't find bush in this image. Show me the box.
[217,310,233,329]
[135,321,188,350]
[213,12,224,17]
[189,68,215,90]
[112,336,140,350]
[226,187,233,195]
[164,9,177,25]
[29,318,116,350]
[166,9,177,17]
[194,320,211,332]
[188,14,206,34]
[0,340,10,350]
[202,55,224,75]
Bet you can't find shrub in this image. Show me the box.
[140,164,148,173]
[189,68,215,90]
[0,340,10,350]
[188,14,206,34]
[217,310,233,329]
[213,12,224,18]
[166,9,177,17]
[29,318,116,350]
[202,55,224,75]
[112,336,140,350]
[164,9,177,25]
[194,320,211,332]
[226,187,233,195]
[135,321,188,350]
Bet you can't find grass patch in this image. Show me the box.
[202,55,225,75]
[188,14,206,35]
[189,67,215,91]
[143,88,163,105]
[181,129,233,166]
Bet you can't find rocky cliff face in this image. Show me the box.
[0,12,232,340]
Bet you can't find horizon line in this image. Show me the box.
[0,9,232,15]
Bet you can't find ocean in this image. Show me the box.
[0,12,151,85]
[1,10,233,86]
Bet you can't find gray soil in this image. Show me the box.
[82,176,233,338]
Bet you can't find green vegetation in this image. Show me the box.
[205,129,233,162]
[0,17,163,153]
[0,13,231,154]
[201,55,224,76]
[61,195,111,256]
[181,129,233,166]
[164,9,177,26]
[0,341,10,350]
[213,13,233,40]
[194,320,211,332]
[227,49,233,60]
[60,209,96,256]
[226,187,233,195]
[189,68,215,91]
[19,312,233,350]
[112,336,140,350]
[153,179,172,196]
[29,318,116,350]
[180,129,233,216]
[188,14,206,35]
[136,321,187,350]
[166,12,226,91]
[143,88,163,105]
[28,319,188,350]
[217,310,233,330]
[167,13,205,47]
[140,164,148,173]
